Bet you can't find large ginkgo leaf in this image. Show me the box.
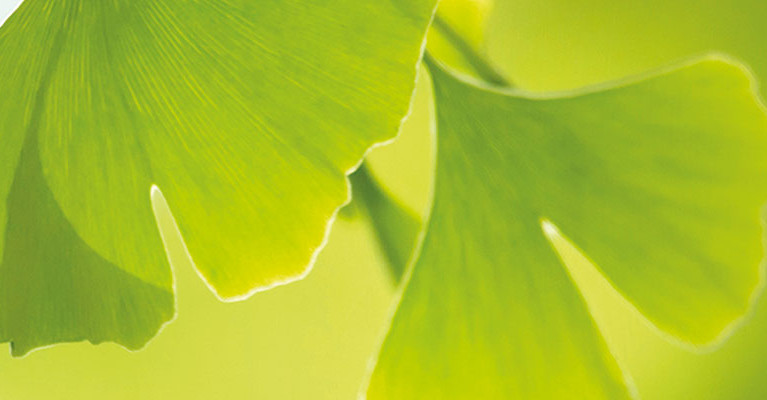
[366,57,767,398]
[0,0,435,354]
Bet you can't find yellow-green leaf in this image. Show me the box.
[0,0,435,354]
[366,56,767,398]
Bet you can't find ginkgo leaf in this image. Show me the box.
[365,56,767,398]
[0,0,435,353]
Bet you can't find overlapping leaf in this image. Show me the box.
[0,0,435,355]
[349,0,498,283]
[366,57,767,398]
[0,121,173,357]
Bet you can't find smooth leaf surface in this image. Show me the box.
[484,1,767,398]
[366,57,767,398]
[0,0,434,353]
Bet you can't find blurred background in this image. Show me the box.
[1,0,767,398]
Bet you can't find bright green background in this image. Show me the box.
[3,0,767,398]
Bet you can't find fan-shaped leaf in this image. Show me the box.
[0,0,435,354]
[366,56,767,398]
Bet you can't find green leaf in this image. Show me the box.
[0,0,435,353]
[365,56,767,398]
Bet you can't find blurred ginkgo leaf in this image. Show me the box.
[366,56,767,398]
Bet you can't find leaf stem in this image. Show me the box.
[347,164,421,283]
[429,14,511,87]
[352,12,511,282]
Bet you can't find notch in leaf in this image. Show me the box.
[366,56,767,398]
[0,0,436,355]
